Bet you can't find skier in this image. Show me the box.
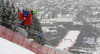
[18,9,37,29]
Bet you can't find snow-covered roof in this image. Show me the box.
[42,18,73,22]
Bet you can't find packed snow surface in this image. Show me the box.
[56,30,80,50]
[0,37,35,54]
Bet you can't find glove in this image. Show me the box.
[28,26,30,30]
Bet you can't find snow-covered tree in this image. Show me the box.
[28,15,46,45]
[0,0,18,29]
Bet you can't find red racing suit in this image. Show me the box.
[18,11,31,26]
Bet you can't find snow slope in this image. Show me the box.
[56,30,80,51]
[0,37,35,54]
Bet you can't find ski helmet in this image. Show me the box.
[22,9,29,17]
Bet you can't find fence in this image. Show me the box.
[0,25,64,54]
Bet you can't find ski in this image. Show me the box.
[8,23,44,37]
